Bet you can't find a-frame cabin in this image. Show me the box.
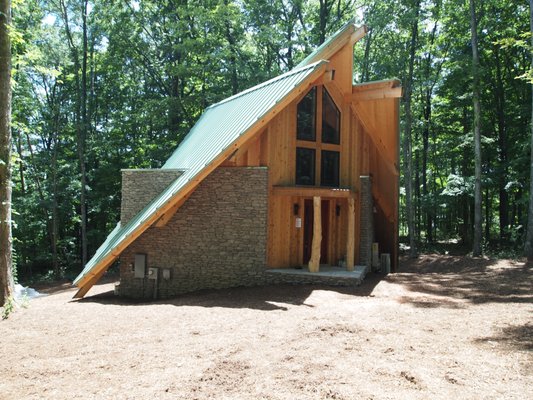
[73,20,401,299]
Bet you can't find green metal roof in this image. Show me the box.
[74,60,327,286]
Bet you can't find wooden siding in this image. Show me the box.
[219,41,399,270]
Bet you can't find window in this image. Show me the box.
[322,88,340,144]
[296,87,316,141]
[295,86,341,187]
[296,147,315,185]
[320,150,340,187]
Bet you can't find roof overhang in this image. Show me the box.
[351,79,402,101]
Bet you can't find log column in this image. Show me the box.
[346,197,355,271]
[308,196,322,273]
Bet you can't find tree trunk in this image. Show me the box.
[403,0,420,258]
[0,0,13,306]
[460,107,471,245]
[493,45,508,242]
[361,28,372,82]
[423,88,432,243]
[524,0,533,260]
[80,0,89,267]
[308,196,322,272]
[470,0,483,257]
[318,0,327,45]
[61,0,89,268]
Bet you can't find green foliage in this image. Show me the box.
[1,296,15,320]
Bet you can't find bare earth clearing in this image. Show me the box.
[1,254,532,400]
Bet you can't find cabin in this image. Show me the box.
[73,19,401,299]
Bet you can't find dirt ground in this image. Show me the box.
[0,255,531,400]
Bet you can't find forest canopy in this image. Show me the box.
[9,0,532,281]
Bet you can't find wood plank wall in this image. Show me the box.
[219,42,399,270]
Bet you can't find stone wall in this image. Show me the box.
[118,167,269,299]
[359,175,374,266]
[121,169,183,225]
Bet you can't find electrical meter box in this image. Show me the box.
[134,254,146,278]
[162,269,171,280]
[147,267,158,280]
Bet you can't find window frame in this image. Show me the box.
[295,85,341,187]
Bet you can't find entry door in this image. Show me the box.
[303,199,329,264]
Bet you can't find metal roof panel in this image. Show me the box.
[74,61,327,286]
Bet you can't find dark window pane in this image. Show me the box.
[296,147,316,185]
[321,150,340,187]
[322,88,340,144]
[297,87,316,141]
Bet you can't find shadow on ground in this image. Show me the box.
[475,323,533,352]
[392,254,533,306]
[76,271,384,311]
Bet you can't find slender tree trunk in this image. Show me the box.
[422,95,433,243]
[460,107,471,244]
[470,0,483,257]
[524,0,533,259]
[361,28,372,82]
[51,137,59,276]
[61,0,89,268]
[415,130,421,239]
[318,0,326,45]
[485,188,490,242]
[403,0,420,258]
[0,0,13,306]
[493,45,508,242]
[80,0,89,267]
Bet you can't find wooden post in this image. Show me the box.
[308,196,321,273]
[346,197,355,271]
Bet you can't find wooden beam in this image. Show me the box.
[308,196,321,273]
[154,190,194,228]
[324,80,345,109]
[74,62,330,297]
[352,87,402,101]
[350,25,369,45]
[272,185,355,199]
[352,79,401,92]
[346,197,355,271]
[73,267,108,299]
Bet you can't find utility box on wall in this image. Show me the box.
[148,267,158,280]
[134,254,146,278]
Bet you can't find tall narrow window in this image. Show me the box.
[295,86,341,187]
[321,150,340,187]
[296,147,315,185]
[322,88,340,144]
[297,87,316,141]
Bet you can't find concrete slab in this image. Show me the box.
[266,265,369,286]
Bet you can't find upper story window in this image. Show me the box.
[322,88,340,144]
[295,86,341,187]
[296,87,316,141]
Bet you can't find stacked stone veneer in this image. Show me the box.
[118,167,269,299]
[359,175,374,267]
[121,169,183,224]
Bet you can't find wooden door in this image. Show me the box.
[303,199,329,264]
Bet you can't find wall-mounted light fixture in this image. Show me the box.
[293,203,300,216]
